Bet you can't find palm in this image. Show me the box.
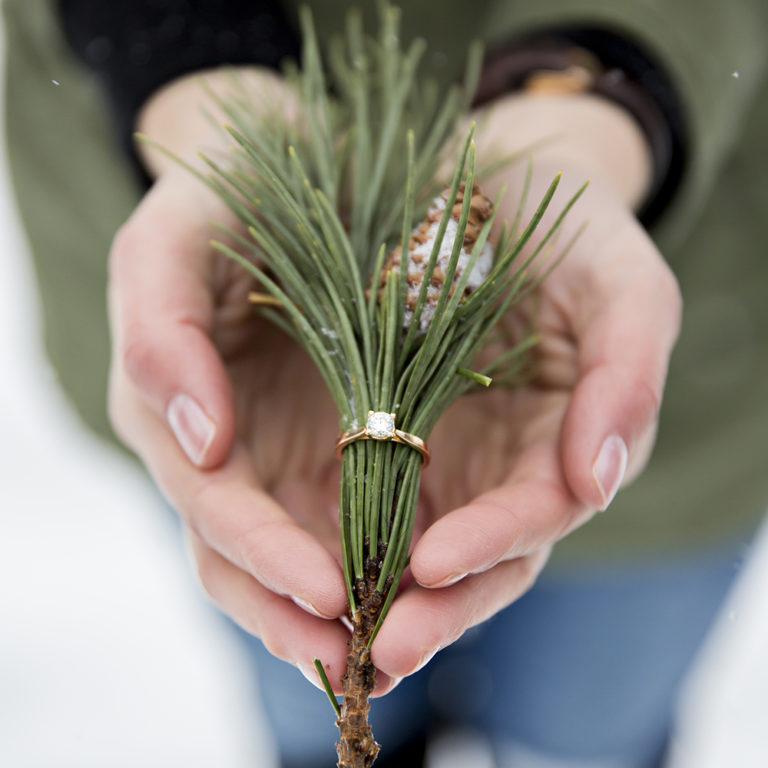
[425,283,575,520]
[211,236,577,564]
[212,257,342,551]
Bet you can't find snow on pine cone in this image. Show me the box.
[384,182,494,333]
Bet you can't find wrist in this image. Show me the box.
[473,91,653,211]
[135,67,291,178]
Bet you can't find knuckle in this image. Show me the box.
[181,476,219,536]
[234,519,284,577]
[516,553,543,595]
[393,647,431,678]
[186,530,223,603]
[233,525,261,573]
[105,363,138,449]
[633,373,663,426]
[193,549,219,602]
[260,627,291,662]
[603,363,662,428]
[416,606,457,660]
[120,333,156,389]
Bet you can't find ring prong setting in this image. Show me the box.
[366,410,396,439]
[336,411,429,466]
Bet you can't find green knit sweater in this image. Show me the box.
[4,0,767,565]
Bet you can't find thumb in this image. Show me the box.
[108,172,236,468]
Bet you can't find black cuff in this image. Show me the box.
[473,27,687,228]
[58,0,300,181]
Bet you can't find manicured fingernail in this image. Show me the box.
[339,615,354,633]
[432,572,468,588]
[291,595,329,619]
[373,677,403,697]
[592,434,628,510]
[297,662,324,691]
[167,393,215,466]
[412,648,439,675]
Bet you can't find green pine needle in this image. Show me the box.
[313,658,342,717]
[457,368,493,387]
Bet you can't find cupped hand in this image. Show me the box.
[368,94,682,682]
[108,69,388,693]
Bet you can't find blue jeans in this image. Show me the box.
[235,541,747,768]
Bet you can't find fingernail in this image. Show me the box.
[297,662,324,691]
[592,434,628,510]
[411,648,439,675]
[291,595,329,619]
[373,677,403,697]
[431,572,467,588]
[167,393,215,466]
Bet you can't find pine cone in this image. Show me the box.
[384,182,494,333]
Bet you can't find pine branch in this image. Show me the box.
[160,3,588,765]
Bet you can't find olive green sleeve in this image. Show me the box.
[482,0,768,248]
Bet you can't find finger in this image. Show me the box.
[372,551,548,679]
[108,172,236,468]
[113,377,348,619]
[561,239,682,510]
[188,530,397,696]
[411,439,578,588]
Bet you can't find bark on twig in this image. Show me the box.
[336,546,392,768]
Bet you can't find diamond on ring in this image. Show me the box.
[335,410,430,466]
[366,411,396,439]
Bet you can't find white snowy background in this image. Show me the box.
[1,18,767,768]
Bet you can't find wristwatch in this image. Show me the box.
[472,31,686,226]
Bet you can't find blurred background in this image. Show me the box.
[0,18,276,768]
[2,10,768,768]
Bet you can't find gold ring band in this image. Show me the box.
[335,411,430,467]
